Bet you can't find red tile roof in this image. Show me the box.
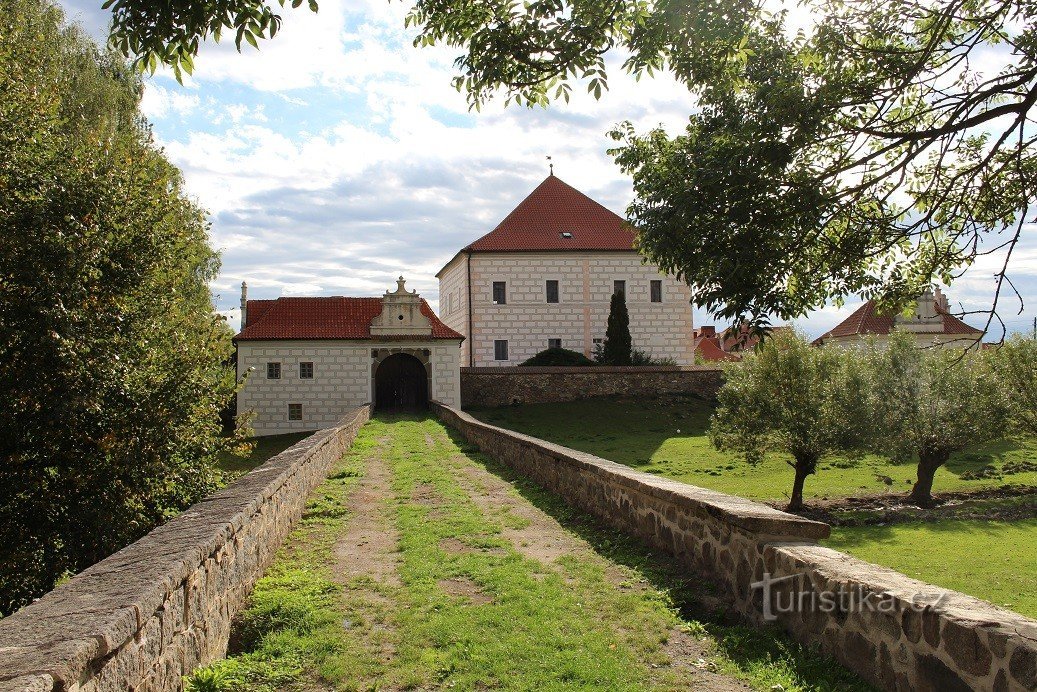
[465,175,635,253]
[235,297,463,341]
[695,337,741,362]
[815,300,982,343]
[719,325,793,352]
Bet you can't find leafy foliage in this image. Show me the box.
[0,0,240,613]
[599,289,632,365]
[519,347,595,367]
[866,332,1005,505]
[105,0,317,81]
[987,336,1037,437]
[709,331,868,510]
[414,0,1033,331]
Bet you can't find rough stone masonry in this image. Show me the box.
[431,402,1037,692]
[0,406,370,692]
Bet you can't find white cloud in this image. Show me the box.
[140,84,200,120]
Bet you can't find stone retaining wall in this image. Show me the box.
[432,402,1037,692]
[0,406,370,692]
[459,365,724,408]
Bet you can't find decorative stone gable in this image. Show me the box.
[370,276,433,336]
[895,286,943,333]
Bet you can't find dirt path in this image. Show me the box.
[320,418,753,691]
[334,436,400,586]
[435,426,749,691]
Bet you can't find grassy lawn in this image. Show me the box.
[469,396,1037,504]
[217,432,312,475]
[188,415,871,691]
[824,519,1037,618]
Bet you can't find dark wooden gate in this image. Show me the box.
[375,353,429,411]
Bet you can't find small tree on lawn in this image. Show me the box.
[987,336,1037,437]
[709,331,865,511]
[600,288,632,365]
[868,332,1005,507]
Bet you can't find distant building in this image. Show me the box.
[437,175,695,367]
[693,326,740,362]
[235,277,463,436]
[813,287,983,349]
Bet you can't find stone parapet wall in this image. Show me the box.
[0,406,370,692]
[460,366,724,408]
[432,402,1037,692]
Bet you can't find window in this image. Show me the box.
[494,340,509,361]
[560,232,573,239]
[614,280,626,296]
[267,362,281,379]
[546,280,559,304]
[492,281,507,305]
[650,280,662,303]
[288,403,303,421]
[548,338,562,350]
[299,361,314,379]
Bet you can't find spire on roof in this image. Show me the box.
[546,155,553,176]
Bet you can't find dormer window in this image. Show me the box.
[560,232,573,239]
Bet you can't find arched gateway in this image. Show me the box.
[374,352,429,411]
[234,276,464,436]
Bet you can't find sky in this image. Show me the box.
[58,0,1037,340]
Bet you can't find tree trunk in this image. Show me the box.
[908,451,949,507]
[787,455,817,512]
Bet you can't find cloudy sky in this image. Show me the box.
[59,0,1037,339]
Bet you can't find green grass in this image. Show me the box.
[217,432,312,475]
[186,435,370,691]
[469,396,1037,504]
[824,519,1037,619]
[191,415,872,691]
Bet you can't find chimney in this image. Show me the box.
[240,281,248,328]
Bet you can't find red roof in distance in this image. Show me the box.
[235,296,463,341]
[815,300,982,343]
[464,175,636,253]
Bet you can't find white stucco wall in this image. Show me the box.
[237,339,462,436]
[438,251,695,367]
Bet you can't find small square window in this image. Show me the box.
[492,281,507,305]
[299,362,314,379]
[548,338,562,350]
[288,403,303,421]
[494,340,509,361]
[650,280,662,303]
[546,280,559,304]
[267,362,281,379]
[614,280,626,296]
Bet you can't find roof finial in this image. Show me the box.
[546,155,553,176]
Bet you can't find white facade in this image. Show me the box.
[237,340,461,436]
[235,278,462,437]
[438,251,695,367]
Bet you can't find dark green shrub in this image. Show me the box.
[519,348,594,367]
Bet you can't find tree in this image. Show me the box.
[600,288,632,366]
[0,0,240,613]
[988,336,1037,437]
[97,0,1032,333]
[709,331,867,511]
[867,332,1005,507]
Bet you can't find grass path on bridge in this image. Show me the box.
[186,415,870,691]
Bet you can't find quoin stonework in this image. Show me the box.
[437,174,696,367]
